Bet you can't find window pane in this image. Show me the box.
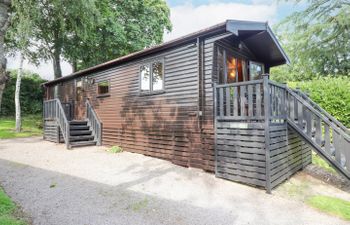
[227,55,237,83]
[140,65,150,91]
[98,81,109,94]
[250,62,264,80]
[152,61,163,91]
[217,48,225,84]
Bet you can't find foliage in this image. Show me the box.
[306,195,350,220]
[0,70,46,116]
[107,145,123,154]
[0,115,42,139]
[65,0,172,71]
[7,0,172,77]
[0,187,26,225]
[288,77,350,127]
[272,0,350,80]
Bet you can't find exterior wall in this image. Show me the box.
[215,121,267,187]
[43,120,63,143]
[46,41,213,170]
[270,124,312,188]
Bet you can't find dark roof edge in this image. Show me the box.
[43,22,227,86]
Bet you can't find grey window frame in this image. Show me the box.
[139,58,165,95]
[249,60,265,80]
[97,80,111,97]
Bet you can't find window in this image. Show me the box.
[97,80,110,95]
[217,47,247,84]
[140,59,164,93]
[249,61,264,80]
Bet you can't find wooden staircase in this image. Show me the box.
[69,121,97,148]
[43,99,102,149]
[271,80,350,179]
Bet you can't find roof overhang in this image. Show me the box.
[226,20,290,67]
[43,20,289,86]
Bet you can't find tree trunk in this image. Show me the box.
[52,50,62,79]
[15,53,23,133]
[0,0,11,112]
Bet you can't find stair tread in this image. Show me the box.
[70,140,97,147]
[70,135,94,140]
[70,130,92,135]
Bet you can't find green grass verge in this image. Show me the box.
[312,153,336,174]
[307,195,350,221]
[0,187,26,225]
[0,115,42,139]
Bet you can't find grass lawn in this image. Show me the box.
[0,187,27,225]
[312,153,337,174]
[307,195,350,221]
[0,115,42,139]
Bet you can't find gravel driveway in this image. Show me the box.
[0,137,348,225]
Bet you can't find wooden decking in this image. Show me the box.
[214,75,350,192]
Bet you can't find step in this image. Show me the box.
[69,140,97,148]
[70,121,88,125]
[70,125,90,130]
[69,135,94,141]
[70,130,92,136]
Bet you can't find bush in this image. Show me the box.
[0,70,47,116]
[288,77,350,127]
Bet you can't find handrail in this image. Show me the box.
[291,88,350,135]
[86,99,102,145]
[43,99,70,148]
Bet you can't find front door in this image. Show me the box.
[75,78,85,120]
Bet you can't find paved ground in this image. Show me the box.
[0,137,348,225]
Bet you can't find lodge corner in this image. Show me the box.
[42,20,350,192]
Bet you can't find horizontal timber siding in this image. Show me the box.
[43,120,63,143]
[215,122,267,187]
[270,124,312,188]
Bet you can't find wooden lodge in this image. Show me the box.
[42,20,350,192]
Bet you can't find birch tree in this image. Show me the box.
[15,53,23,132]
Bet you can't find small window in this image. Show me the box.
[140,59,164,93]
[97,81,110,95]
[249,61,264,80]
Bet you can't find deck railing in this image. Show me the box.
[214,79,265,121]
[86,99,102,145]
[43,99,70,148]
[214,76,350,179]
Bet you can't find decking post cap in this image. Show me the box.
[262,73,270,78]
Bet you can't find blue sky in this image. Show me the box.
[167,0,306,21]
[8,0,307,79]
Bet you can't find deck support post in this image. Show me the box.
[263,74,272,193]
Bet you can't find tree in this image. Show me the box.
[15,53,22,132]
[273,0,350,80]
[63,0,172,71]
[0,0,11,112]
[10,0,100,79]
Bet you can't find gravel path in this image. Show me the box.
[0,137,348,225]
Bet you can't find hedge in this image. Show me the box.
[288,77,350,127]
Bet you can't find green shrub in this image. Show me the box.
[107,145,123,153]
[288,77,350,127]
[0,70,47,116]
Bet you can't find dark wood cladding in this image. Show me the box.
[270,124,312,188]
[215,122,267,187]
[46,39,226,172]
[43,121,63,143]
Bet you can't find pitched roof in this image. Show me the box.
[44,20,289,86]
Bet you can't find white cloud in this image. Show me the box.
[164,2,277,41]
[8,1,278,80]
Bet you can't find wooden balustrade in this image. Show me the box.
[86,100,102,146]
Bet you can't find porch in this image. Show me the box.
[214,75,350,192]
